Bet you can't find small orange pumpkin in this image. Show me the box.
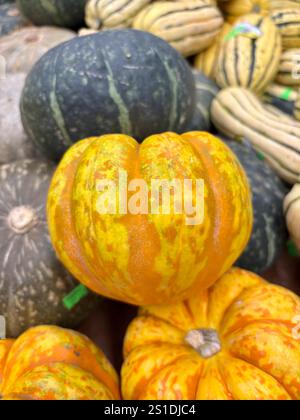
[47,132,252,306]
[122,268,300,400]
[0,326,120,400]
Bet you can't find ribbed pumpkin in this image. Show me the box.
[122,268,300,400]
[211,87,300,184]
[194,22,231,80]
[47,132,253,306]
[276,49,300,86]
[0,326,120,400]
[133,0,224,57]
[216,14,282,93]
[271,8,300,48]
[85,0,151,30]
[0,73,38,165]
[284,184,300,252]
[264,84,300,120]
[223,138,288,273]
[0,160,98,338]
[0,26,76,75]
[0,3,28,37]
[186,70,220,131]
[16,0,86,29]
[220,0,270,23]
[21,30,195,161]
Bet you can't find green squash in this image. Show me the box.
[21,30,195,161]
[222,137,288,274]
[16,0,86,29]
[186,70,219,132]
[0,159,98,337]
[0,3,27,37]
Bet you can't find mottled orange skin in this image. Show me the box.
[0,326,120,400]
[122,268,300,400]
[47,132,252,305]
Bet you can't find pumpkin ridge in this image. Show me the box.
[224,353,293,399]
[136,353,201,400]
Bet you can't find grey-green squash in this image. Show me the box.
[0,3,27,37]
[0,159,98,337]
[284,183,300,252]
[222,136,288,273]
[186,70,219,131]
[20,30,195,161]
[16,0,86,29]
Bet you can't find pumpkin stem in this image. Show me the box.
[7,206,38,234]
[185,329,221,359]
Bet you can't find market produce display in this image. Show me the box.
[0,3,27,37]
[86,0,151,30]
[211,87,300,184]
[0,0,299,402]
[216,14,281,93]
[47,132,252,306]
[122,268,300,400]
[0,73,37,164]
[270,8,300,48]
[187,70,220,131]
[264,84,299,117]
[194,22,231,80]
[284,184,300,252]
[16,0,86,29]
[0,326,120,400]
[276,49,300,86]
[20,29,195,161]
[0,160,97,337]
[223,138,288,273]
[133,0,224,57]
[0,26,76,75]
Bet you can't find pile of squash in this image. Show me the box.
[0,0,300,401]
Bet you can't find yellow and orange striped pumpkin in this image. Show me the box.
[0,326,120,400]
[122,268,300,400]
[47,132,252,306]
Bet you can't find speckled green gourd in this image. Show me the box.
[0,160,98,337]
[21,30,195,160]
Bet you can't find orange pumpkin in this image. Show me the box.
[47,132,252,306]
[122,268,300,400]
[0,326,120,400]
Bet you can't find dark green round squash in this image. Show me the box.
[21,29,195,161]
[16,0,86,28]
[221,136,288,274]
[0,159,98,337]
[0,3,27,37]
[185,70,219,132]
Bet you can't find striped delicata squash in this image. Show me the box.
[211,87,300,184]
[133,0,224,57]
[284,184,300,252]
[85,0,151,30]
[216,14,282,93]
[194,22,231,80]
[271,8,300,48]
[276,49,300,86]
